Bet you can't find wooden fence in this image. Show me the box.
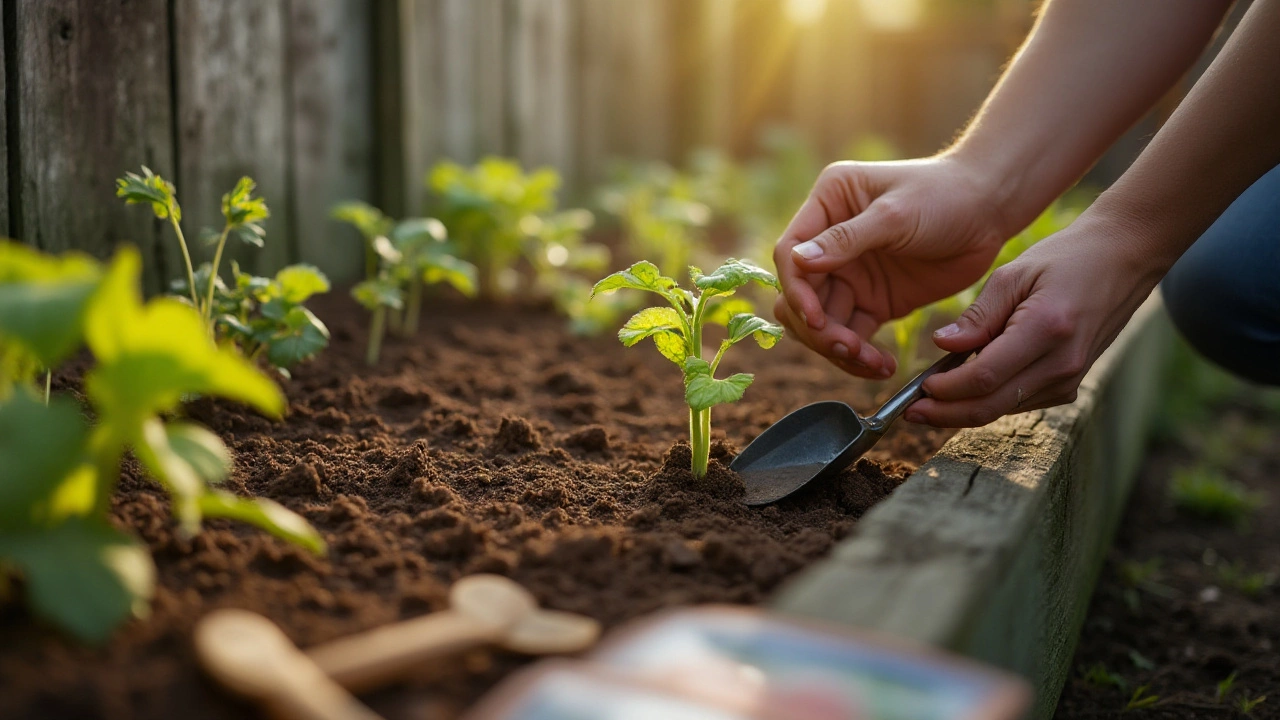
[4,0,1220,288]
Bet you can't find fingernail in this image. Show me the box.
[905,411,925,424]
[832,342,850,359]
[792,241,823,261]
[934,323,960,339]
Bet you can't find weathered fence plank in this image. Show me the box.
[174,0,291,277]
[508,0,573,175]
[287,0,373,283]
[12,0,174,292]
[0,6,9,238]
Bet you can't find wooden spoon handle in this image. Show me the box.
[307,610,495,693]
[268,654,385,720]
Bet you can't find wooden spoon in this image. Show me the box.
[306,574,601,693]
[195,609,384,720]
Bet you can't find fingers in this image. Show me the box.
[931,265,1030,354]
[789,201,904,274]
[905,370,1084,428]
[772,295,895,379]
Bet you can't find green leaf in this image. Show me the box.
[391,217,447,247]
[421,254,478,297]
[265,307,330,368]
[0,243,101,368]
[232,224,266,248]
[115,166,179,222]
[0,393,90,530]
[331,201,393,241]
[618,307,684,346]
[199,491,326,555]
[133,419,206,533]
[84,248,285,423]
[590,261,678,299]
[704,298,755,326]
[693,258,779,295]
[0,518,154,644]
[682,357,754,412]
[351,279,403,311]
[653,331,688,366]
[725,313,784,349]
[221,176,270,229]
[371,235,402,265]
[273,264,330,304]
[164,422,232,485]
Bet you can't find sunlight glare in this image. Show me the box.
[784,0,828,26]
[858,0,924,31]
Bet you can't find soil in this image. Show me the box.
[0,292,954,720]
[1055,396,1280,719]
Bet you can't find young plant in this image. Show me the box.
[194,262,332,375]
[1216,561,1276,598]
[1217,672,1239,703]
[598,161,711,278]
[592,259,783,478]
[1123,685,1160,712]
[334,201,477,364]
[1235,694,1266,716]
[1169,465,1263,527]
[0,242,324,643]
[117,169,270,330]
[428,157,605,302]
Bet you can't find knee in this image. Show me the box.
[1162,250,1280,386]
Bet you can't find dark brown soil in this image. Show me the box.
[0,293,953,720]
[1055,382,1280,718]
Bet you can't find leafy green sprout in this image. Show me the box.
[1216,561,1276,598]
[335,201,477,365]
[1236,694,1266,716]
[592,259,783,479]
[184,261,332,375]
[1169,465,1264,527]
[1218,672,1238,703]
[1123,685,1160,712]
[117,169,270,333]
[0,242,324,643]
[1081,662,1127,690]
[598,161,711,279]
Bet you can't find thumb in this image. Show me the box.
[790,202,901,272]
[933,267,1022,352]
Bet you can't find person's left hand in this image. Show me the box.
[908,213,1165,427]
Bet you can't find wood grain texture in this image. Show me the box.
[12,0,173,291]
[508,0,572,175]
[774,296,1175,719]
[287,0,372,284]
[174,0,290,277]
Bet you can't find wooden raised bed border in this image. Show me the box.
[773,295,1174,719]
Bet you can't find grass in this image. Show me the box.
[1217,560,1276,598]
[1169,465,1264,526]
[1123,685,1160,712]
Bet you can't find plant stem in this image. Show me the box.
[168,213,200,311]
[204,226,232,327]
[405,275,423,336]
[43,370,51,406]
[364,242,378,280]
[367,305,386,366]
[387,304,403,336]
[690,407,710,478]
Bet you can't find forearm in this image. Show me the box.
[947,0,1232,233]
[1086,0,1280,282]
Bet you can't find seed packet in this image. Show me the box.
[462,660,768,720]
[588,606,1031,720]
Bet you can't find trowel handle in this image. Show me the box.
[867,350,975,430]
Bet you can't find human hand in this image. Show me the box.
[772,157,1009,379]
[910,212,1164,427]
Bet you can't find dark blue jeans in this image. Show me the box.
[1162,163,1280,386]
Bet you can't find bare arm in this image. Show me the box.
[950,0,1235,234]
[918,0,1280,426]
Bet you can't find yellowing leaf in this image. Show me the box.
[726,313,784,349]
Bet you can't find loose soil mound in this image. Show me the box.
[0,295,953,720]
[1056,401,1280,719]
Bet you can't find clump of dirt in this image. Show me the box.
[0,295,955,720]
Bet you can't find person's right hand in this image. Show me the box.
[772,157,1014,378]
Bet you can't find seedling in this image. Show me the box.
[428,158,605,302]
[1169,465,1263,527]
[1236,694,1266,716]
[1118,557,1176,613]
[592,259,783,478]
[0,242,324,644]
[334,201,477,365]
[191,262,332,375]
[1216,561,1276,598]
[117,169,270,329]
[1128,650,1156,671]
[599,161,711,278]
[1218,672,1238,703]
[1081,662,1127,690]
[1123,685,1159,711]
